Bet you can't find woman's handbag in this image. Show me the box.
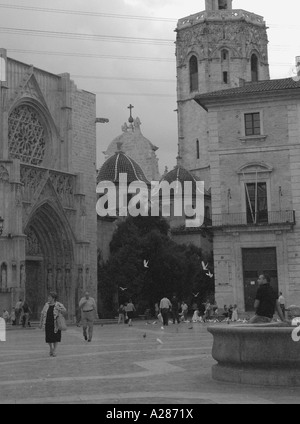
[56,313,67,331]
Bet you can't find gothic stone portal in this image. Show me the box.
[25,203,74,320]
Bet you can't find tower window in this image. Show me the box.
[223,71,228,84]
[218,0,228,10]
[222,51,227,61]
[189,56,199,92]
[251,54,259,82]
[196,139,200,159]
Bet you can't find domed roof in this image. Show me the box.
[97,150,150,185]
[160,165,209,196]
[105,117,158,156]
[161,165,199,185]
[103,116,160,182]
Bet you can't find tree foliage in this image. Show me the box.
[98,216,214,317]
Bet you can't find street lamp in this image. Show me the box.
[0,216,4,236]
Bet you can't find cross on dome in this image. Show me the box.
[127,104,134,124]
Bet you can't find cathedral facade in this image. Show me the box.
[0,49,97,319]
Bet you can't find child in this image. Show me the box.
[232,304,238,322]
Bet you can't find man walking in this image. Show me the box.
[159,296,172,327]
[249,274,285,324]
[79,291,97,342]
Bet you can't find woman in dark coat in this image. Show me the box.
[39,292,66,357]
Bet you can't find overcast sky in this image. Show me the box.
[1,0,300,174]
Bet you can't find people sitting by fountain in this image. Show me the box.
[249,274,286,324]
[223,305,229,318]
[192,309,203,323]
[231,304,238,322]
[228,304,233,320]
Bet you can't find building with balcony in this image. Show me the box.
[194,77,300,311]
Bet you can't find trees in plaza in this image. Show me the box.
[98,216,214,318]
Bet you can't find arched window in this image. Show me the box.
[189,56,199,92]
[0,263,7,290]
[218,0,228,10]
[251,54,259,82]
[221,49,228,61]
[221,49,230,84]
[196,139,200,159]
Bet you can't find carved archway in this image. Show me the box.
[24,202,74,319]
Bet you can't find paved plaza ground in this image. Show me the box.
[0,320,299,405]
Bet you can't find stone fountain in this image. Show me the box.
[207,306,300,386]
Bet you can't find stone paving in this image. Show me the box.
[0,321,299,404]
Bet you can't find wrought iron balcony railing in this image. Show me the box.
[211,211,295,228]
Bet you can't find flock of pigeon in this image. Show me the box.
[119,259,214,293]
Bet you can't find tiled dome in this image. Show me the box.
[160,165,205,196]
[162,165,199,185]
[97,151,150,185]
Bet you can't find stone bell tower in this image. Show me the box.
[175,0,270,183]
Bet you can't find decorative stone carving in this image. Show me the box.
[8,105,47,165]
[46,266,54,292]
[15,184,23,208]
[0,165,9,182]
[49,171,75,207]
[65,268,72,290]
[25,227,43,256]
[20,164,76,208]
[20,263,26,288]
[20,165,47,203]
[77,267,84,294]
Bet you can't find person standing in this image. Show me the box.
[278,292,286,318]
[181,301,189,322]
[124,299,136,327]
[159,296,172,327]
[79,291,97,342]
[15,299,23,325]
[249,274,285,324]
[11,307,16,325]
[21,300,31,328]
[171,294,180,324]
[39,292,67,357]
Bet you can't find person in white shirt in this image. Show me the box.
[79,292,97,342]
[159,296,172,326]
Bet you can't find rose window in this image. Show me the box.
[8,105,47,165]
